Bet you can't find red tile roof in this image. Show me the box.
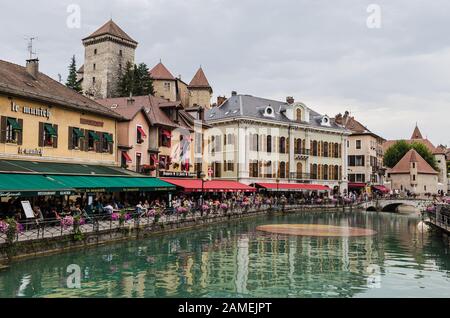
[83,19,137,44]
[0,59,121,119]
[390,149,438,175]
[411,125,423,139]
[383,138,438,154]
[149,62,175,80]
[188,67,212,90]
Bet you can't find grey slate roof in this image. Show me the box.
[205,94,344,131]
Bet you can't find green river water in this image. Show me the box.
[0,210,449,298]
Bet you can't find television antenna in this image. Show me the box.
[25,36,38,60]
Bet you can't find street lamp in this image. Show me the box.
[276,178,280,192]
[200,172,206,212]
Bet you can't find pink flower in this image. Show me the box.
[220,203,228,210]
[111,213,120,221]
[60,216,74,229]
[147,209,157,217]
[0,221,9,234]
[202,204,210,211]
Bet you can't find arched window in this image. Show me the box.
[267,135,272,153]
[297,139,302,154]
[324,142,329,157]
[296,109,302,122]
[279,137,286,154]
[323,164,329,180]
[312,141,318,156]
[297,162,303,179]
[312,164,318,180]
[334,165,339,181]
[252,134,259,151]
[280,162,286,178]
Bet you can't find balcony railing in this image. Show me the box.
[289,172,312,180]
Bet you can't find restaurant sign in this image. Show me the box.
[0,191,73,197]
[18,147,43,156]
[11,102,51,119]
[159,171,196,178]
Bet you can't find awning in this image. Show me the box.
[0,174,73,197]
[348,183,366,189]
[255,183,330,192]
[7,118,21,131]
[137,127,147,138]
[372,185,390,193]
[44,124,57,136]
[122,152,132,163]
[50,175,175,193]
[89,131,100,141]
[73,127,85,138]
[161,179,256,192]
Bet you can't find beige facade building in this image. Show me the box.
[388,149,439,194]
[150,62,213,109]
[334,112,386,192]
[78,20,138,99]
[0,59,120,166]
[205,93,350,193]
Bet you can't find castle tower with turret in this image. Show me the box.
[188,67,213,109]
[79,20,138,99]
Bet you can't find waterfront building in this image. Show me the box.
[384,125,448,193]
[334,111,387,193]
[204,93,350,194]
[78,19,138,99]
[0,58,119,165]
[0,58,174,203]
[150,62,213,109]
[388,149,439,194]
[97,95,209,179]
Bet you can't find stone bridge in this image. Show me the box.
[356,199,433,212]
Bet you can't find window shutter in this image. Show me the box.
[286,137,289,154]
[85,130,90,152]
[17,119,23,145]
[109,134,114,154]
[96,131,103,153]
[68,127,73,150]
[38,122,44,147]
[53,124,58,148]
[0,116,6,144]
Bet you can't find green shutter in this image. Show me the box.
[103,133,113,143]
[89,131,100,141]
[7,118,22,131]
[44,123,57,136]
[73,127,85,138]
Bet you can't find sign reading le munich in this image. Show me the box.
[11,102,51,119]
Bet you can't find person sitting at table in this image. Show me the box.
[103,203,114,215]
[33,206,44,225]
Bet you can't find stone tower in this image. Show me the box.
[81,20,138,99]
[188,67,212,109]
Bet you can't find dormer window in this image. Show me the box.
[263,106,275,118]
[321,116,331,126]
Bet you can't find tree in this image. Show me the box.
[66,55,82,92]
[384,140,438,171]
[116,62,154,97]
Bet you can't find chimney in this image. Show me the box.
[286,96,295,104]
[231,91,237,96]
[335,113,343,124]
[26,59,39,79]
[217,96,227,106]
[199,106,205,121]
[127,92,135,105]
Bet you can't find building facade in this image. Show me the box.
[384,125,448,193]
[334,112,386,191]
[78,19,138,99]
[0,59,120,166]
[388,149,439,195]
[205,93,349,193]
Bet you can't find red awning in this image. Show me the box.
[372,185,390,193]
[255,183,330,192]
[348,183,366,189]
[137,126,147,138]
[161,179,256,192]
[122,152,133,163]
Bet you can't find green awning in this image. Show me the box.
[0,174,73,197]
[89,131,100,141]
[44,124,57,136]
[73,128,85,138]
[7,118,21,131]
[50,175,176,193]
[103,133,113,143]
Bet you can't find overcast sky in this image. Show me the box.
[1,0,449,145]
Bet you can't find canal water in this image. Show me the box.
[0,211,449,298]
